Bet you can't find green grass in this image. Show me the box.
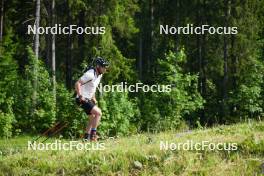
[0,121,263,175]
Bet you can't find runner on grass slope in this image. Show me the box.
[75,57,109,141]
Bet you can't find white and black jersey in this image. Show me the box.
[78,68,102,100]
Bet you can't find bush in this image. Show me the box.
[56,83,87,138]
[13,47,56,133]
[0,39,18,137]
[0,111,14,138]
[139,50,204,131]
[98,91,140,136]
[229,57,264,121]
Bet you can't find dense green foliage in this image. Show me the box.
[139,50,204,131]
[99,91,139,136]
[0,0,264,137]
[0,37,17,137]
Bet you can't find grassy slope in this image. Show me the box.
[0,121,263,176]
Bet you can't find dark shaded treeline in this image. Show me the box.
[0,0,264,137]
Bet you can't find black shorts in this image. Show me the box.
[76,98,95,115]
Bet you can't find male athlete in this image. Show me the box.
[75,57,109,141]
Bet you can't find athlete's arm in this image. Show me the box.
[75,80,84,97]
[92,94,97,104]
[76,70,94,99]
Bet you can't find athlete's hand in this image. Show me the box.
[92,98,97,104]
[79,95,86,103]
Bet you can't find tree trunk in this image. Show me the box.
[196,0,206,124]
[196,0,202,94]
[222,0,230,121]
[230,0,237,90]
[33,0,40,113]
[51,0,56,104]
[231,35,236,89]
[230,0,237,115]
[66,0,72,89]
[78,10,85,60]
[45,32,50,66]
[0,0,4,43]
[139,32,143,80]
[201,0,207,124]
[149,0,154,78]
[34,0,40,58]
[175,0,179,51]
[44,0,51,67]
